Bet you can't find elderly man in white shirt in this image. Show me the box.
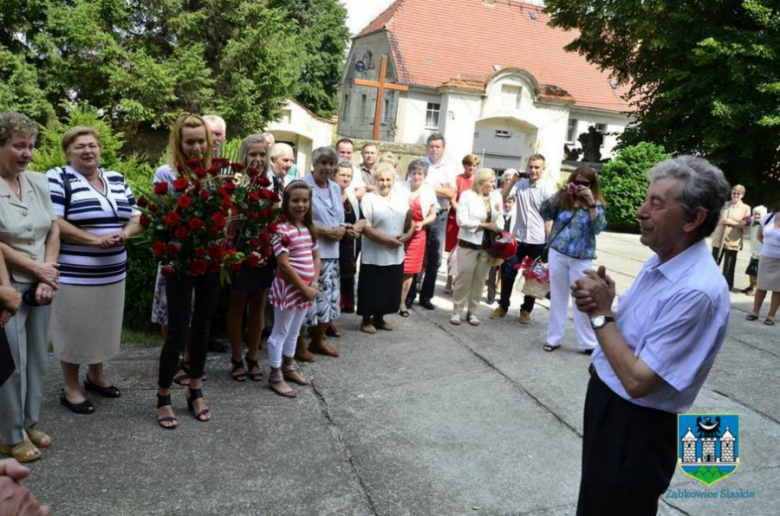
[571,156,731,516]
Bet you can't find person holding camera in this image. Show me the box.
[0,112,60,463]
[540,166,606,353]
[493,155,556,323]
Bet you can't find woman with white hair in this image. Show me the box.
[358,163,412,333]
[450,168,503,326]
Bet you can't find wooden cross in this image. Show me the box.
[353,55,409,141]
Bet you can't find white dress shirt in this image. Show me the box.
[423,157,457,212]
[360,190,409,266]
[591,240,731,414]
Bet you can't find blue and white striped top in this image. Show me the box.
[46,166,139,286]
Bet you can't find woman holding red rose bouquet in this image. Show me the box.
[225,134,278,383]
[153,113,220,429]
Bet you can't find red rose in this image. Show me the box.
[261,246,272,258]
[193,167,207,178]
[272,193,280,203]
[188,259,208,275]
[195,247,206,258]
[139,214,151,228]
[200,189,210,201]
[154,182,169,195]
[229,262,242,275]
[149,203,158,213]
[186,157,202,167]
[247,211,259,220]
[247,167,259,178]
[249,237,261,248]
[173,178,189,192]
[208,244,223,261]
[164,212,181,226]
[211,212,226,228]
[165,243,180,255]
[259,175,271,187]
[212,158,227,167]
[188,217,204,230]
[193,180,202,191]
[161,264,174,278]
[152,240,165,258]
[259,231,271,244]
[231,163,245,173]
[175,226,188,239]
[259,189,272,200]
[209,262,221,273]
[177,195,192,209]
[278,214,287,223]
[136,195,148,208]
[261,207,274,218]
[247,254,260,268]
[210,225,221,235]
[267,222,278,234]
[223,181,237,195]
[248,191,260,203]
[176,164,184,173]
[208,165,220,176]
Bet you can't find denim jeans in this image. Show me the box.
[418,210,447,303]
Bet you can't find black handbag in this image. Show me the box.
[745,258,759,277]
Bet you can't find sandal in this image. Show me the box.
[230,358,247,382]
[399,309,410,317]
[746,314,759,321]
[60,389,95,414]
[282,365,311,386]
[543,344,559,352]
[268,371,297,398]
[186,388,211,422]
[173,360,191,386]
[244,354,264,382]
[156,393,178,430]
[84,375,121,398]
[25,425,51,449]
[0,439,41,463]
[764,318,775,326]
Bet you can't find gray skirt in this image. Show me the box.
[757,255,780,292]
[52,281,125,364]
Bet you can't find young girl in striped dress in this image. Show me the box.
[267,181,321,397]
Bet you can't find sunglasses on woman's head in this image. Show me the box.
[572,180,591,187]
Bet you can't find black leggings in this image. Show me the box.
[158,273,221,389]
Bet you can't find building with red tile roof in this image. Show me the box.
[338,0,633,176]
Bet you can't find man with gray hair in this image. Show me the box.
[269,143,295,191]
[203,115,226,156]
[571,156,731,516]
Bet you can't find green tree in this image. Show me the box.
[600,143,670,232]
[0,0,348,134]
[545,0,780,203]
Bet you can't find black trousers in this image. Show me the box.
[158,272,221,388]
[499,242,546,312]
[577,373,677,516]
[712,247,738,289]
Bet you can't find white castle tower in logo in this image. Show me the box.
[680,419,737,466]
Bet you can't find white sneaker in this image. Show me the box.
[450,313,461,325]
[467,314,480,326]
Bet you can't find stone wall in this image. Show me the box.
[342,137,427,180]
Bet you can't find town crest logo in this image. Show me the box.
[678,413,740,486]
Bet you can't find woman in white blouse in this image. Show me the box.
[451,169,503,326]
[399,160,437,317]
[357,163,413,334]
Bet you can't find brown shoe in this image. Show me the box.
[295,342,316,362]
[519,310,532,324]
[310,340,340,357]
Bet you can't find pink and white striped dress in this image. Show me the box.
[269,223,319,310]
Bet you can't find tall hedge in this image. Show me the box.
[599,143,671,233]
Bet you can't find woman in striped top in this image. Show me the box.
[267,181,320,398]
[46,126,141,414]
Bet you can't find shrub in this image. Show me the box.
[600,142,670,232]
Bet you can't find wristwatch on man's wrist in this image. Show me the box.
[590,315,615,330]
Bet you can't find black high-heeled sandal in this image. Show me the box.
[156,393,178,430]
[186,388,211,422]
[173,360,191,386]
[230,358,247,382]
[244,353,263,382]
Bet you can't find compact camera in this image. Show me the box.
[567,183,584,194]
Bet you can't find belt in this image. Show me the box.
[458,239,482,251]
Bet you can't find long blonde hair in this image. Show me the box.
[168,113,213,180]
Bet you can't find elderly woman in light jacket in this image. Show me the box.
[451,168,503,326]
[298,146,345,361]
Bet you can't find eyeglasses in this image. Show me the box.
[572,180,591,187]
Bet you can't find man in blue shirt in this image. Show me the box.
[571,156,731,516]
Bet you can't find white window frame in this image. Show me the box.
[566,118,578,144]
[425,102,440,129]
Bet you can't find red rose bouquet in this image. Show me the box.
[135,158,281,279]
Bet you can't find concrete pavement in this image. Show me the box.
[21,231,780,515]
